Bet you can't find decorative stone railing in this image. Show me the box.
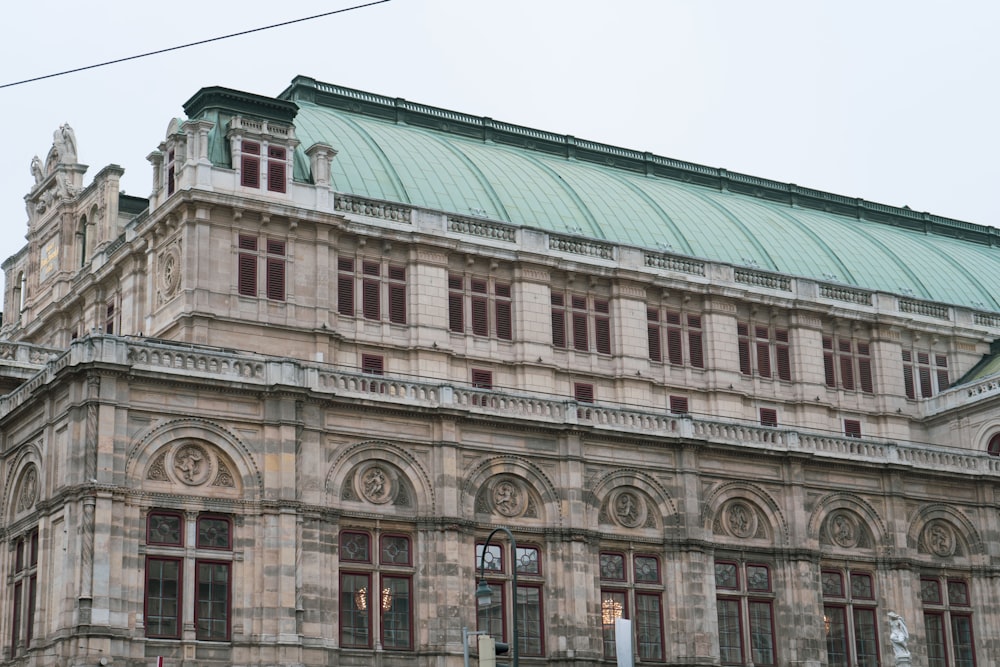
[4,336,998,476]
[549,234,615,260]
[899,299,949,320]
[734,268,792,292]
[335,195,412,224]
[974,312,1000,328]
[448,216,517,242]
[643,252,706,276]
[819,284,873,306]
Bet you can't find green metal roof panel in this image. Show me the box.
[207,78,1000,313]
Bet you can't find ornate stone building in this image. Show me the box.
[2,76,1000,667]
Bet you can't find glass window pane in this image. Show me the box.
[850,573,874,599]
[197,517,231,549]
[748,600,775,665]
[601,591,627,658]
[600,552,625,581]
[636,593,663,661]
[381,576,411,650]
[515,546,540,575]
[341,532,371,563]
[148,513,183,546]
[717,598,743,664]
[951,615,975,667]
[822,570,843,598]
[747,565,771,592]
[824,606,848,667]
[853,607,879,667]
[634,555,659,583]
[948,580,970,607]
[921,578,942,604]
[476,583,504,642]
[145,558,180,638]
[340,573,372,648]
[476,544,503,572]
[715,562,738,589]
[924,613,947,667]
[195,561,230,641]
[516,585,543,656]
[381,535,410,565]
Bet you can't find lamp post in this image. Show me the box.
[476,526,518,667]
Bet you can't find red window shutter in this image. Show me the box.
[494,283,511,299]
[338,277,354,316]
[471,369,493,389]
[935,355,949,391]
[243,141,261,155]
[361,354,384,374]
[756,341,772,378]
[755,325,769,339]
[389,284,406,324]
[574,383,594,403]
[759,408,778,427]
[917,352,930,365]
[388,264,406,282]
[495,299,512,340]
[572,312,589,351]
[903,364,916,399]
[241,155,260,188]
[918,366,933,398]
[687,314,701,328]
[238,253,257,296]
[738,339,752,376]
[595,316,611,354]
[239,235,258,251]
[667,327,683,365]
[666,312,682,326]
[167,165,175,195]
[648,322,662,362]
[449,292,464,332]
[844,419,862,438]
[858,358,873,393]
[266,257,285,300]
[266,239,285,256]
[572,295,587,310]
[105,303,115,335]
[551,309,566,348]
[362,280,380,320]
[551,294,566,347]
[839,355,855,390]
[471,278,487,294]
[776,345,791,381]
[669,395,688,414]
[471,296,488,336]
[689,330,704,368]
[267,146,286,193]
[363,261,380,277]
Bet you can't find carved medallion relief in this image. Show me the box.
[145,441,237,489]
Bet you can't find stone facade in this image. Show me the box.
[1,82,1000,667]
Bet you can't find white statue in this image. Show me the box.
[53,123,77,163]
[30,155,44,184]
[888,612,910,662]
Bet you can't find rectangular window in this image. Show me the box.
[844,419,862,438]
[340,531,414,651]
[738,322,790,381]
[341,572,373,648]
[476,541,544,657]
[669,395,689,415]
[361,354,384,375]
[649,309,703,367]
[381,575,412,649]
[339,259,407,323]
[552,291,611,354]
[471,369,494,407]
[449,275,513,339]
[822,569,878,667]
[759,408,778,427]
[574,383,594,403]
[715,560,776,666]
[599,550,664,661]
[237,235,286,300]
[922,576,975,667]
[145,513,232,642]
[166,149,176,195]
[903,349,949,399]
[9,531,39,655]
[824,336,874,393]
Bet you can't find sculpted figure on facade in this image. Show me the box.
[926,521,955,557]
[17,466,38,512]
[829,511,859,548]
[725,500,756,538]
[360,465,392,504]
[888,612,910,664]
[492,478,526,517]
[174,444,208,485]
[54,123,78,164]
[30,156,44,185]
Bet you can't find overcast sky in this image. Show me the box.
[2,1,997,295]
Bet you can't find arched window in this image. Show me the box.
[987,433,1000,457]
[78,215,88,267]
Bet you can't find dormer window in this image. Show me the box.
[240,140,287,193]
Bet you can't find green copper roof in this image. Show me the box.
[209,78,1000,312]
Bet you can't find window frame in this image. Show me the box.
[448,273,513,340]
[551,291,611,354]
[236,234,287,301]
[9,529,39,655]
[337,257,407,324]
[599,550,665,662]
[737,322,791,381]
[339,529,415,651]
[821,568,880,667]
[902,349,949,399]
[714,559,777,666]
[647,307,704,368]
[823,335,874,394]
[143,511,234,642]
[921,575,976,667]
[475,540,545,657]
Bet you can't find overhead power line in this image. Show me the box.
[0,0,391,90]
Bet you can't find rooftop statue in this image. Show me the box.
[888,612,911,666]
[30,156,43,185]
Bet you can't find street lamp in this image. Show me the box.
[477,526,518,667]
